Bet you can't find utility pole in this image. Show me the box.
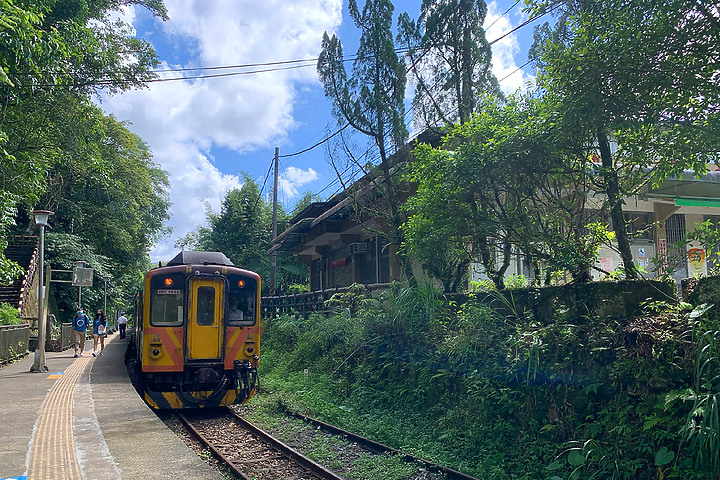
[270,146,279,295]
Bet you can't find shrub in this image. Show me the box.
[0,303,21,325]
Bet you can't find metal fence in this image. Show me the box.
[26,317,74,352]
[58,323,73,351]
[261,283,391,318]
[0,323,30,364]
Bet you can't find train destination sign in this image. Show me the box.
[157,289,181,295]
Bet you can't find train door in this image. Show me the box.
[187,278,224,360]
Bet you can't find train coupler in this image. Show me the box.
[234,359,258,398]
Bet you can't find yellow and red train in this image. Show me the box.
[130,251,260,409]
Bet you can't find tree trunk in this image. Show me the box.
[597,129,638,279]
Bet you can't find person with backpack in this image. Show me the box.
[92,309,108,357]
[72,309,91,357]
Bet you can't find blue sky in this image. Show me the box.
[100,0,537,261]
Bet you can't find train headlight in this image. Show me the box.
[244,345,255,356]
[149,344,163,359]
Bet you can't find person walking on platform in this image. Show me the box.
[117,312,128,339]
[92,310,108,357]
[72,309,90,357]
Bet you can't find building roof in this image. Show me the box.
[166,251,234,266]
[647,170,720,207]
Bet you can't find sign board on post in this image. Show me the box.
[72,267,94,287]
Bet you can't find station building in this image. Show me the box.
[270,163,720,293]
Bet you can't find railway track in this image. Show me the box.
[175,408,482,480]
[177,408,345,480]
[286,410,480,480]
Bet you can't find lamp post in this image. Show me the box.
[30,210,53,373]
[102,276,108,313]
[75,260,86,309]
[101,275,109,326]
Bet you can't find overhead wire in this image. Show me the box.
[485,0,522,31]
[26,10,549,208]
[16,7,553,88]
[235,0,552,203]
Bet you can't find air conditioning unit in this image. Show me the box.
[348,242,368,255]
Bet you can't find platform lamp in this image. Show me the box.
[101,275,109,326]
[30,210,53,373]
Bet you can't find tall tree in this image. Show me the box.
[317,0,415,284]
[185,177,308,294]
[407,94,605,290]
[397,0,503,288]
[0,0,167,282]
[205,178,272,277]
[397,0,502,130]
[529,0,720,279]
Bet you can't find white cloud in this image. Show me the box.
[485,1,535,94]
[98,0,342,261]
[279,166,319,198]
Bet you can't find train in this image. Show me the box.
[129,250,260,409]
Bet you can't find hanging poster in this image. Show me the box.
[688,248,706,275]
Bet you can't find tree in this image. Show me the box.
[188,177,308,294]
[317,0,415,284]
[0,0,167,282]
[205,178,272,276]
[396,0,505,288]
[529,0,720,279]
[397,0,502,130]
[407,94,607,290]
[33,108,171,278]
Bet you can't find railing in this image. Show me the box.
[262,283,391,318]
[26,317,74,352]
[17,238,39,316]
[0,323,30,364]
[58,323,73,351]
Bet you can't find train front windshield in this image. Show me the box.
[227,274,257,326]
[150,272,185,326]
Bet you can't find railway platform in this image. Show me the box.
[0,333,223,480]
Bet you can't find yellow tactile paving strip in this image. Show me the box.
[27,356,90,479]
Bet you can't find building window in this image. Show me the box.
[624,212,654,241]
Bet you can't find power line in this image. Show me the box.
[499,59,533,82]
[153,57,320,73]
[278,123,351,159]
[16,8,550,88]
[489,3,560,45]
[485,0,521,31]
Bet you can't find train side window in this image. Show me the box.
[227,275,257,326]
[150,272,185,326]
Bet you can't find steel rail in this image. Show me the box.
[287,410,481,480]
[226,409,346,480]
[176,412,251,480]
[179,409,346,480]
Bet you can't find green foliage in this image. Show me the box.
[184,175,307,293]
[0,0,169,308]
[0,192,23,284]
[406,94,602,289]
[258,282,713,479]
[529,0,720,278]
[0,303,21,325]
[681,305,720,477]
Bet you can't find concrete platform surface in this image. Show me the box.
[0,334,223,480]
